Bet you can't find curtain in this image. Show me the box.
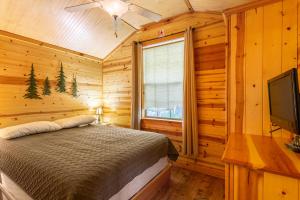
[131,41,143,129]
[183,27,199,158]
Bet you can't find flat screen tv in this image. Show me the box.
[268,68,300,134]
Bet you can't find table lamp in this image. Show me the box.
[96,107,103,123]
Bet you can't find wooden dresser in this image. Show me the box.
[222,134,300,200]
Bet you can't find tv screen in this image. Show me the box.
[268,68,300,134]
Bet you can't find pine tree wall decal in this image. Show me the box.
[56,63,66,93]
[71,75,78,97]
[24,64,41,99]
[43,76,51,96]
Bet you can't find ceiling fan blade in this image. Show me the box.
[128,4,162,22]
[119,16,140,30]
[65,2,101,12]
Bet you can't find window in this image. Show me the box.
[143,38,184,120]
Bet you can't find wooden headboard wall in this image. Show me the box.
[0,31,102,127]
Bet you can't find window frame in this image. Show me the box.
[141,33,185,121]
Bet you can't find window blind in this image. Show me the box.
[143,40,184,119]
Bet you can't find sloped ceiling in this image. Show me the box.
[0,0,256,59]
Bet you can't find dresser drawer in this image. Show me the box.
[264,173,298,200]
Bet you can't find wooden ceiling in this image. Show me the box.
[0,0,256,59]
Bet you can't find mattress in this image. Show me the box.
[0,125,178,200]
[0,157,168,200]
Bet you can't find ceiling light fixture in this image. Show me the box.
[101,0,128,17]
[65,0,162,38]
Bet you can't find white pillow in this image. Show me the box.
[0,121,62,139]
[54,115,96,129]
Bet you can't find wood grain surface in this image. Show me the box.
[0,32,102,127]
[223,134,300,179]
[103,12,226,177]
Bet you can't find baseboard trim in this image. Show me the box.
[173,160,225,179]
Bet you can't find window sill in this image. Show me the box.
[142,117,182,123]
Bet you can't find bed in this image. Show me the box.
[0,124,178,200]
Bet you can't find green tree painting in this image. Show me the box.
[56,63,66,93]
[71,75,78,97]
[43,76,51,96]
[24,64,41,99]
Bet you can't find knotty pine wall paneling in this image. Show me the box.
[227,0,299,137]
[103,12,227,178]
[0,32,102,127]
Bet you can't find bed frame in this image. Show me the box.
[0,164,171,200]
[132,164,171,200]
[0,182,14,200]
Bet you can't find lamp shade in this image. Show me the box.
[96,107,103,115]
[101,0,128,16]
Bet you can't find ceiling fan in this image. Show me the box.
[65,0,162,38]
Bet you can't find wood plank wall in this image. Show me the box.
[103,12,226,178]
[227,0,299,136]
[0,32,102,127]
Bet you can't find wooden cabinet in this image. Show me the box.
[225,164,263,200]
[225,164,300,200]
[264,173,298,200]
[223,134,300,200]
